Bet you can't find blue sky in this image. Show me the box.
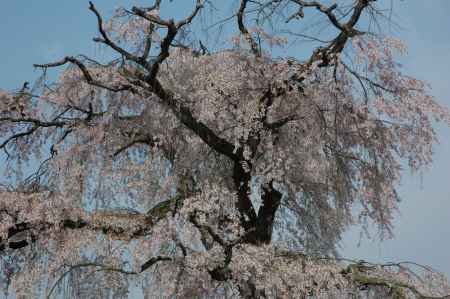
[1,1,449,276]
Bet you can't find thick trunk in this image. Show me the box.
[233,162,282,245]
[233,161,257,233]
[255,182,282,243]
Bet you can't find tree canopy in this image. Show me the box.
[1,1,450,298]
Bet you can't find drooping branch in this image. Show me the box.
[47,257,173,299]
[0,117,66,150]
[46,263,138,299]
[0,126,41,150]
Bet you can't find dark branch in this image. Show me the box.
[141,256,173,272]
[237,0,261,57]
[34,56,136,93]
[150,80,238,160]
[88,2,143,65]
[0,118,65,150]
[112,136,159,158]
[290,1,343,31]
[303,0,373,68]
[265,114,302,130]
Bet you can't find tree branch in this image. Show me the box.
[0,193,188,252]
[290,1,343,31]
[237,0,261,57]
[88,2,143,65]
[0,117,66,150]
[112,136,159,158]
[303,0,373,67]
[150,80,238,160]
[140,256,173,272]
[34,56,136,93]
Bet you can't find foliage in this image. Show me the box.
[1,0,450,298]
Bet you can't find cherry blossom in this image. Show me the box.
[1,0,450,298]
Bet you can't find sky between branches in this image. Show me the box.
[0,0,449,275]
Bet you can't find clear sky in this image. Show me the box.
[1,1,449,276]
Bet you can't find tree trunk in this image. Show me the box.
[233,162,282,245]
[255,182,282,243]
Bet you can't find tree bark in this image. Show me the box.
[255,182,282,243]
[233,161,257,234]
[233,161,282,245]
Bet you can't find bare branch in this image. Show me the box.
[131,7,174,27]
[34,56,137,93]
[0,118,65,150]
[237,0,261,57]
[290,0,344,31]
[176,0,204,28]
[88,2,143,65]
[146,21,177,83]
[137,1,204,83]
[299,0,374,68]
